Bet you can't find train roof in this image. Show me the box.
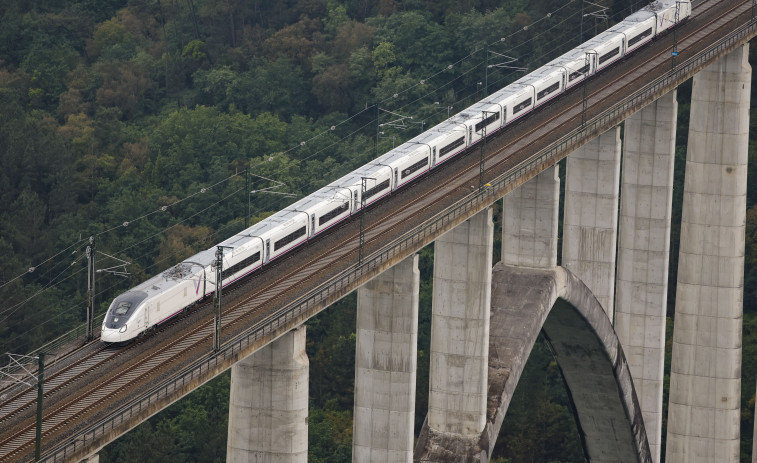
[463,97,506,114]
[614,6,655,24]
[647,0,686,12]
[285,185,351,213]
[512,65,564,85]
[377,141,428,164]
[124,248,213,298]
[331,161,393,189]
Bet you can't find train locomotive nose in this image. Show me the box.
[102,290,147,343]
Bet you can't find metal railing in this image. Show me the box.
[37,11,757,463]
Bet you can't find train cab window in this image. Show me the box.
[114,302,131,315]
[599,47,620,65]
[537,82,560,101]
[513,97,532,115]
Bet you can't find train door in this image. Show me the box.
[432,147,437,167]
[310,214,315,237]
[394,168,398,189]
[265,239,271,263]
[468,126,472,145]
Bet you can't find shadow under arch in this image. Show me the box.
[414,263,651,463]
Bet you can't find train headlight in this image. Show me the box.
[119,325,128,333]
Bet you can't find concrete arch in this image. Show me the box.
[414,263,652,462]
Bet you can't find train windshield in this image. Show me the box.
[108,291,148,320]
[114,301,131,315]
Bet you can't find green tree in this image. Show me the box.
[233,57,310,117]
[86,14,138,61]
[21,40,80,107]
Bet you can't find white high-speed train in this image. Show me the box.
[101,0,691,343]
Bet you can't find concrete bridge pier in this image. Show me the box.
[427,207,494,436]
[615,90,678,463]
[502,165,560,268]
[227,327,309,463]
[353,254,420,462]
[562,126,621,317]
[754,380,757,463]
[666,45,751,463]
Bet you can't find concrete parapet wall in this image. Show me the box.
[353,254,420,462]
[615,90,678,463]
[227,327,309,463]
[666,45,750,463]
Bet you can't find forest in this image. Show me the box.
[1,0,757,461]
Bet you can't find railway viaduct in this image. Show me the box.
[226,4,754,460]
[2,1,756,462]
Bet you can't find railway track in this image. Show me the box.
[0,0,752,461]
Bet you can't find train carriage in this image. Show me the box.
[377,142,432,190]
[581,32,627,73]
[414,120,469,167]
[513,65,567,110]
[498,84,536,124]
[554,49,596,90]
[215,231,265,286]
[611,9,657,55]
[251,210,310,264]
[101,255,212,342]
[331,162,394,212]
[286,186,353,238]
[462,99,505,146]
[653,0,691,34]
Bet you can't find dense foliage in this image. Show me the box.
[1,0,757,461]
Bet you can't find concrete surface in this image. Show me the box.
[563,127,621,317]
[414,263,651,462]
[666,45,750,463]
[427,208,493,437]
[754,379,757,463]
[227,327,309,463]
[353,254,420,463]
[502,165,560,268]
[615,90,678,463]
